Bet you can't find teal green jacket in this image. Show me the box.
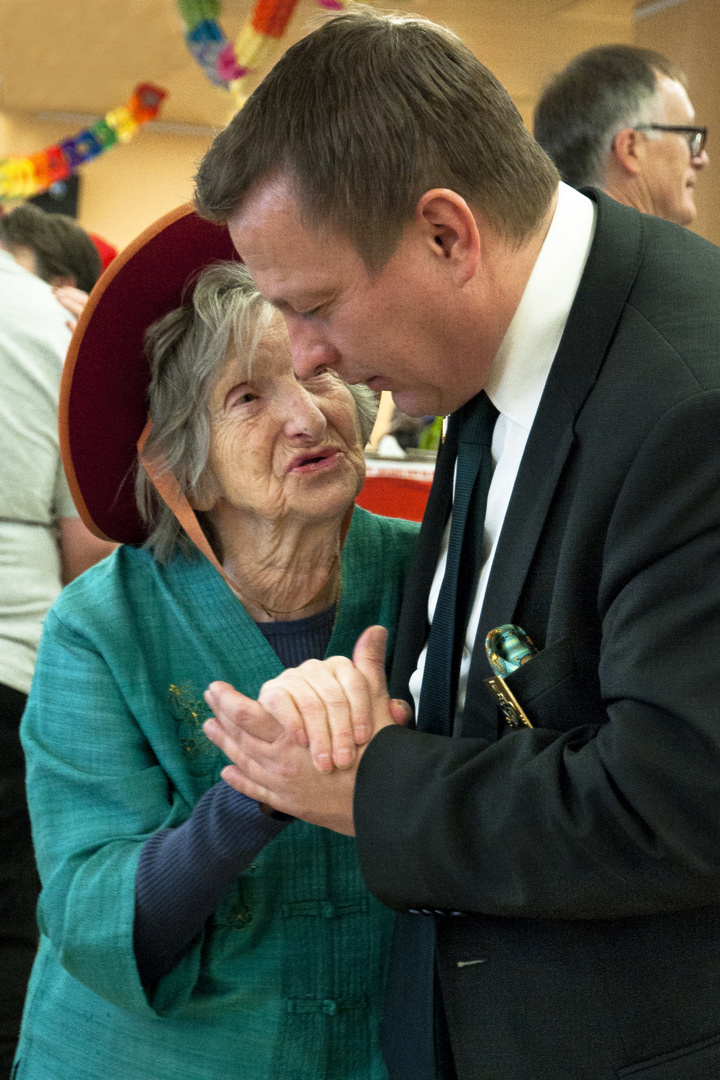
[16,507,418,1080]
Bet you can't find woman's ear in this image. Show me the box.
[187,474,217,513]
[415,188,480,284]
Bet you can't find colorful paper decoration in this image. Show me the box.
[177,0,344,109]
[0,84,167,201]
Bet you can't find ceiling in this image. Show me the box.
[0,0,634,132]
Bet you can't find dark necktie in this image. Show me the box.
[416,390,498,735]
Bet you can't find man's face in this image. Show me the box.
[227,179,490,417]
[639,75,708,226]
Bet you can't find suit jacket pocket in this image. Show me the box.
[617,1032,720,1079]
[502,634,606,733]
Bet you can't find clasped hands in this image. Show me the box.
[202,625,411,835]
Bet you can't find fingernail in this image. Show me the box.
[354,725,370,744]
[316,753,333,773]
[336,748,352,768]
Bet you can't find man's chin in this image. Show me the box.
[391,389,437,417]
[677,190,697,227]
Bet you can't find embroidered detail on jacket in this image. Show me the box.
[167,682,219,775]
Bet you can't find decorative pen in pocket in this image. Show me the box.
[484,624,537,729]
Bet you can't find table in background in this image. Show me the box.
[356,451,436,523]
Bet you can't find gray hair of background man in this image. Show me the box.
[533,44,687,189]
[136,260,378,562]
[0,203,101,294]
[195,9,559,272]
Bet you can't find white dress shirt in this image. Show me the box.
[409,183,596,720]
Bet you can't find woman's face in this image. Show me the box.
[199,314,366,529]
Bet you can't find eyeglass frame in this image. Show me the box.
[633,124,708,159]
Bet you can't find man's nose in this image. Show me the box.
[693,148,709,170]
[286,319,341,379]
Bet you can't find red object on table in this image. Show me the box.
[356,457,435,522]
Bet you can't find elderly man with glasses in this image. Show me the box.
[534,44,708,227]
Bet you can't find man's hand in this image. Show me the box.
[202,625,410,831]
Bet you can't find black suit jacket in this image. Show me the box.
[355,191,720,1080]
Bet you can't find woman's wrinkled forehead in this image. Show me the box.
[223,305,289,382]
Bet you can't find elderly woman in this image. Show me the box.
[13,209,418,1080]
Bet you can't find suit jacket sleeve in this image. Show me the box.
[354,388,720,920]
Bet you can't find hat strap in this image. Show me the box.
[136,417,228,582]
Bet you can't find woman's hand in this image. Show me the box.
[202,627,412,829]
[255,626,411,771]
[52,285,89,331]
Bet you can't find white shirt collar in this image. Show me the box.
[484,183,596,430]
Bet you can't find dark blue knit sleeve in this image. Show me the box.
[134,604,335,989]
[134,783,290,987]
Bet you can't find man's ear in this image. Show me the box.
[612,128,643,177]
[415,188,480,284]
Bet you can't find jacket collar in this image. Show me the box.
[462,190,646,735]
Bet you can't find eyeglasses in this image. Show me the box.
[634,124,708,159]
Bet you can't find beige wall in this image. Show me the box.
[635,0,720,246]
[1,1,636,253]
[0,114,215,252]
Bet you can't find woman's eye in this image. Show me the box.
[227,389,257,407]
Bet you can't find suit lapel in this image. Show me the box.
[462,191,646,737]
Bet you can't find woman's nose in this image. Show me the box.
[281,384,328,442]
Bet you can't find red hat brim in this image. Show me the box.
[60,205,239,544]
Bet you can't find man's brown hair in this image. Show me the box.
[195,9,558,270]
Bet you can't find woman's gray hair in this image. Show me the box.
[136,260,377,562]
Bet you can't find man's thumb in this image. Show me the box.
[352,625,389,697]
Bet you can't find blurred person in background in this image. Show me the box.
[0,201,113,1076]
[534,45,708,226]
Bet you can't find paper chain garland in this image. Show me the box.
[177,0,344,108]
[0,84,167,201]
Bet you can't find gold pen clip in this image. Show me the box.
[483,675,533,729]
[483,624,536,729]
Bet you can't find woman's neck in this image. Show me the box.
[212,508,346,623]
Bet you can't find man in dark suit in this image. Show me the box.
[196,11,720,1080]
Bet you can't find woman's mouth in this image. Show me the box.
[287,448,342,475]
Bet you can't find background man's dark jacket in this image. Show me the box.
[355,191,720,1080]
